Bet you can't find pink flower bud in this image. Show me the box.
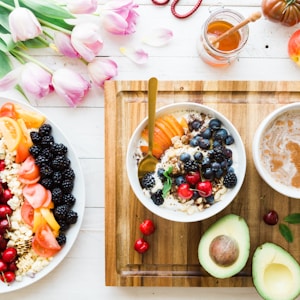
[67,0,98,14]
[101,0,139,35]
[87,58,118,88]
[71,22,103,62]
[9,7,42,42]
[52,68,91,107]
[53,32,80,58]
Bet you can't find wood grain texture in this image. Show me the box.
[105,80,300,287]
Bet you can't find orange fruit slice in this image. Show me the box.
[15,104,46,128]
[0,116,22,151]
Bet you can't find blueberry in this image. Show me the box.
[180,152,191,162]
[157,168,165,180]
[190,137,199,147]
[225,135,234,145]
[215,168,224,179]
[205,195,215,204]
[198,138,210,150]
[201,128,212,139]
[211,161,221,172]
[191,120,202,130]
[175,175,186,186]
[224,148,232,158]
[209,118,222,130]
[201,157,211,168]
[227,158,233,167]
[203,168,214,180]
[212,140,221,148]
[194,152,203,161]
[221,160,228,170]
[214,128,228,141]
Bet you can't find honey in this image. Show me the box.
[207,20,241,51]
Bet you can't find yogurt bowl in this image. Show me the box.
[126,102,247,222]
[252,102,300,199]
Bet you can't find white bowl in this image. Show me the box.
[252,102,300,199]
[126,102,247,222]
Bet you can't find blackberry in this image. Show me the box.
[39,124,52,136]
[51,143,68,156]
[223,172,237,188]
[63,168,75,180]
[29,145,41,158]
[30,131,41,144]
[151,189,164,206]
[51,187,63,205]
[39,177,53,190]
[184,160,199,172]
[35,155,50,167]
[56,232,67,246]
[58,220,70,232]
[141,172,155,189]
[61,179,74,193]
[62,194,76,207]
[212,146,226,163]
[52,156,71,171]
[66,210,78,224]
[41,148,54,160]
[39,164,53,178]
[40,135,54,148]
[52,171,63,186]
[54,204,69,220]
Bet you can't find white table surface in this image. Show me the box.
[3,0,300,299]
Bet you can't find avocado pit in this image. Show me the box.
[209,234,239,267]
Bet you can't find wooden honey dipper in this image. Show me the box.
[211,11,262,46]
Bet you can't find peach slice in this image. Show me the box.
[162,115,184,137]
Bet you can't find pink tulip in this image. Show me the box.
[9,7,42,42]
[53,31,80,58]
[87,58,118,88]
[52,68,91,107]
[67,0,98,14]
[20,63,53,99]
[101,0,139,35]
[71,22,103,62]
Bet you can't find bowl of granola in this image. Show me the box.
[126,102,246,222]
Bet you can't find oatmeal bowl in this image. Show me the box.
[252,102,300,199]
[126,102,247,222]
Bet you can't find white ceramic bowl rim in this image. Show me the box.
[252,102,300,199]
[126,102,247,222]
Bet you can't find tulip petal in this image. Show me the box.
[0,68,21,91]
[143,28,173,47]
[53,32,80,58]
[120,46,148,64]
[67,0,98,14]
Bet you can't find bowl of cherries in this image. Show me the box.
[127,102,247,222]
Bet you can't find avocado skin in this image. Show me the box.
[198,214,250,279]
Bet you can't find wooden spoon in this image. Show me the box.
[138,77,159,179]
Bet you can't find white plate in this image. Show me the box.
[0,95,85,294]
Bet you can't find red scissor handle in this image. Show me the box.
[152,0,203,19]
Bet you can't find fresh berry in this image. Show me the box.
[66,210,78,224]
[2,189,13,203]
[223,172,237,188]
[196,181,213,198]
[263,210,279,226]
[0,160,5,171]
[0,219,10,234]
[151,190,164,206]
[2,247,17,263]
[38,123,52,136]
[0,259,7,272]
[0,205,12,218]
[185,171,200,186]
[141,172,155,189]
[139,219,155,235]
[0,271,16,283]
[177,183,193,200]
[134,238,149,254]
[56,232,67,246]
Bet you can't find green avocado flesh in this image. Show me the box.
[198,214,250,279]
[252,243,300,300]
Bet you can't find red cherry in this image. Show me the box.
[263,210,279,225]
[140,219,155,236]
[0,234,7,250]
[7,261,18,272]
[0,271,15,283]
[0,219,10,234]
[0,160,5,171]
[196,181,213,197]
[0,205,12,219]
[177,183,194,200]
[2,189,12,203]
[2,247,17,263]
[0,259,7,272]
[185,171,200,186]
[134,238,149,254]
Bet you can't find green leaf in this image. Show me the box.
[0,33,15,51]
[162,166,173,198]
[279,223,293,243]
[0,6,11,32]
[20,0,75,20]
[22,38,48,49]
[284,213,300,224]
[0,50,12,78]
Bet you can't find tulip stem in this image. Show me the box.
[10,49,53,74]
[14,0,19,8]
[0,1,14,11]
[39,19,72,35]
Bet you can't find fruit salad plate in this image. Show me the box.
[104,80,300,287]
[0,94,85,294]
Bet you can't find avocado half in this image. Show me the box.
[252,243,300,300]
[198,214,250,279]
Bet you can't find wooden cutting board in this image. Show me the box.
[104,80,300,287]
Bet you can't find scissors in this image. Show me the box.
[151,0,203,19]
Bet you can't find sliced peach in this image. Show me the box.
[180,117,189,131]
[155,118,175,140]
[142,127,171,151]
[163,115,184,137]
[140,143,164,159]
[156,117,177,137]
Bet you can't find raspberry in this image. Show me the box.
[223,172,237,188]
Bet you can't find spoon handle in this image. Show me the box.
[148,77,158,155]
